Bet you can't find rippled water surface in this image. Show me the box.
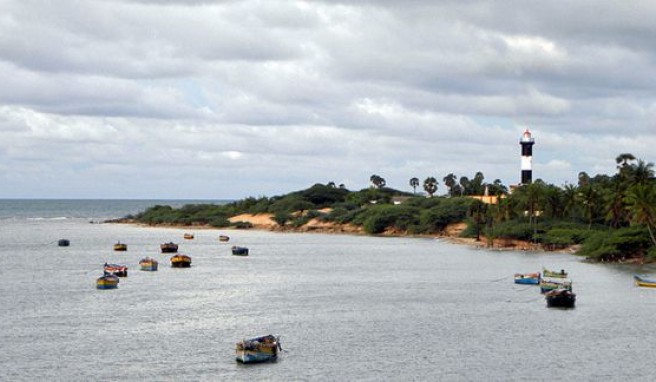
[1,201,655,381]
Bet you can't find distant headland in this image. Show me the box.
[112,153,656,264]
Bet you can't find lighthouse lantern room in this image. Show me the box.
[520,129,535,185]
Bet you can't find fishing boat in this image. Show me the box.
[96,274,119,289]
[545,288,576,308]
[219,235,230,242]
[113,242,128,251]
[634,275,656,288]
[160,242,179,253]
[139,257,159,271]
[184,233,194,240]
[540,277,572,293]
[58,239,70,247]
[232,246,249,256]
[514,272,540,285]
[171,254,191,268]
[104,263,128,277]
[235,335,280,364]
[543,268,568,278]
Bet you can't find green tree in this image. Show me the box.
[443,173,457,196]
[423,177,438,197]
[370,174,386,189]
[624,183,656,247]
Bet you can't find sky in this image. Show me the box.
[2,0,655,199]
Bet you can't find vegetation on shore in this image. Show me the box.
[123,153,656,263]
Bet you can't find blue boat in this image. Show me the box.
[514,272,540,285]
[236,335,280,363]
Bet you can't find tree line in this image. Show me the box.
[127,153,655,263]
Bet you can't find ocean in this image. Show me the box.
[1,199,655,381]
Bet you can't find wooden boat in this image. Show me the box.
[514,272,540,285]
[236,335,280,364]
[634,275,656,288]
[543,268,568,278]
[219,235,230,242]
[58,239,70,247]
[232,246,249,256]
[104,263,128,277]
[139,257,159,271]
[160,242,179,253]
[96,274,119,289]
[540,277,572,294]
[184,233,194,240]
[171,254,191,268]
[545,288,576,308]
[113,242,127,251]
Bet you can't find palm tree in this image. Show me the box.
[409,177,419,194]
[562,183,578,220]
[423,177,438,197]
[443,173,457,196]
[631,159,655,185]
[459,176,470,196]
[624,183,656,247]
[578,184,601,229]
[615,153,636,168]
[370,174,386,189]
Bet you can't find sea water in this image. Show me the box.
[0,200,655,381]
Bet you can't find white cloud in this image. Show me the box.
[0,0,655,198]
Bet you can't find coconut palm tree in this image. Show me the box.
[409,177,419,194]
[423,177,438,197]
[624,183,656,247]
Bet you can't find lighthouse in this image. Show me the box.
[520,129,535,184]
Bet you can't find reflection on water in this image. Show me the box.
[1,218,655,381]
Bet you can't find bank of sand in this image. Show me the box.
[226,214,576,253]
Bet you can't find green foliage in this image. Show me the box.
[577,226,652,262]
[417,197,470,233]
[360,205,421,234]
[487,220,534,241]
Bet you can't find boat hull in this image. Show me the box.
[545,290,576,308]
[232,247,249,256]
[171,255,191,268]
[235,335,279,364]
[634,275,656,288]
[140,264,158,271]
[514,273,540,285]
[96,275,119,289]
[236,351,277,364]
[161,243,179,253]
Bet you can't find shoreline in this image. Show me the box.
[111,213,579,255]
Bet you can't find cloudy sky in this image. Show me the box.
[2,0,655,199]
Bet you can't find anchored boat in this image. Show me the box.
[634,275,656,288]
[139,257,159,271]
[514,272,540,285]
[171,254,191,268]
[96,274,119,289]
[231,246,249,256]
[160,242,179,253]
[545,288,576,308]
[113,242,127,251]
[236,335,280,364]
[104,263,128,277]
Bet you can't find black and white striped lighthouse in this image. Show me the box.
[520,129,535,184]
